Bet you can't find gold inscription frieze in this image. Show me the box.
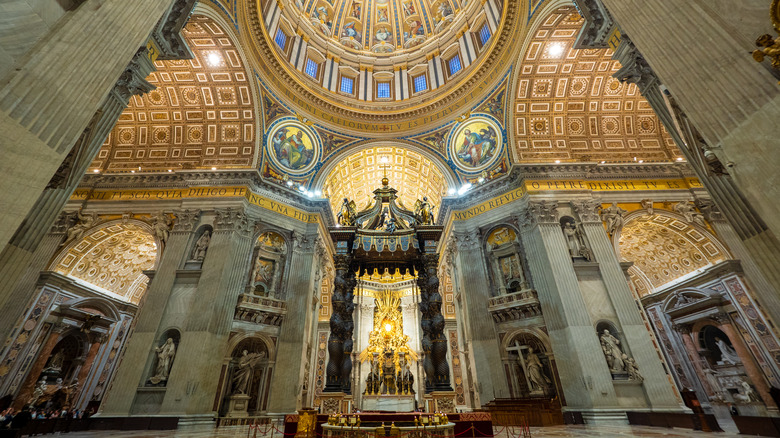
[449,178,702,221]
[71,186,320,223]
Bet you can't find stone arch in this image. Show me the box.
[502,328,552,356]
[502,329,556,398]
[313,141,458,219]
[49,219,160,304]
[60,296,121,322]
[615,209,730,297]
[219,333,275,416]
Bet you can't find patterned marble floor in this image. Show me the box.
[49,424,760,438]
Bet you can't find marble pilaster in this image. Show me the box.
[99,210,200,416]
[160,209,256,418]
[0,46,156,349]
[0,0,175,254]
[267,230,320,414]
[519,201,621,422]
[450,228,508,401]
[573,200,683,411]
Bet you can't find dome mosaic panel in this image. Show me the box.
[301,0,462,55]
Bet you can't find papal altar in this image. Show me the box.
[361,395,415,412]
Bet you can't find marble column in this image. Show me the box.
[160,208,256,419]
[0,0,176,254]
[267,230,320,414]
[716,314,777,410]
[75,336,105,393]
[450,228,508,401]
[674,324,715,397]
[574,200,683,411]
[519,201,621,423]
[99,210,200,416]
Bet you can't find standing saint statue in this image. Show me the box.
[414,197,435,225]
[599,203,626,236]
[232,350,266,395]
[149,338,176,385]
[600,329,625,372]
[337,198,357,226]
[524,347,551,393]
[189,230,211,261]
[562,221,591,261]
[151,212,173,247]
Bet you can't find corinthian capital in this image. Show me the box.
[113,48,156,102]
[526,201,559,225]
[293,231,318,252]
[452,231,480,251]
[214,208,254,235]
[612,35,659,93]
[571,199,602,223]
[172,209,201,232]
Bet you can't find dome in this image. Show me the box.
[254,0,508,113]
[304,0,463,56]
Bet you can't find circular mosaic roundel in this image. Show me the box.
[449,116,503,172]
[267,120,321,175]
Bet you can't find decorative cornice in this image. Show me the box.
[572,0,616,49]
[76,170,335,227]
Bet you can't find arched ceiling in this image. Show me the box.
[513,6,682,164]
[52,223,158,305]
[322,146,447,218]
[90,15,256,173]
[618,214,726,297]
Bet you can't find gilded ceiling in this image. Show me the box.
[321,146,447,219]
[52,223,158,305]
[513,6,681,163]
[90,16,256,173]
[618,213,726,297]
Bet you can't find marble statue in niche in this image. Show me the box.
[486,226,530,295]
[232,350,266,395]
[624,355,643,381]
[251,232,287,298]
[524,347,551,393]
[560,216,592,261]
[189,230,211,262]
[600,329,626,372]
[148,338,176,385]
